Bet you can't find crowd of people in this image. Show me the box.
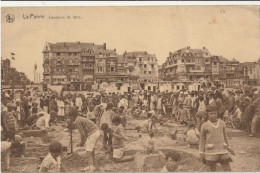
[1,85,260,172]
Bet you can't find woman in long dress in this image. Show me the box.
[57,97,65,121]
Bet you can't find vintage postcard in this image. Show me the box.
[1,4,260,172]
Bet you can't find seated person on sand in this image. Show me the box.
[185,124,200,147]
[137,110,157,133]
[34,111,57,130]
[11,135,27,158]
[39,141,66,172]
[160,151,181,172]
[112,115,134,163]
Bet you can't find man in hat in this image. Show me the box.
[2,103,19,141]
[15,99,25,128]
[228,91,235,115]
[249,93,260,137]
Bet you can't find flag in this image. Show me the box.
[11,52,15,60]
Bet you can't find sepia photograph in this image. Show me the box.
[1,4,260,172]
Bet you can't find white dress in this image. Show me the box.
[57,100,65,117]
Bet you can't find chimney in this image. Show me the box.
[203,47,206,49]
[114,48,116,52]
[77,41,80,44]
[103,43,106,50]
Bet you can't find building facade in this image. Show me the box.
[43,42,109,91]
[160,47,212,82]
[123,51,158,90]
[1,59,30,93]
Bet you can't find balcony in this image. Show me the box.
[190,69,204,73]
[69,63,80,66]
[83,66,94,70]
[82,59,94,62]
[185,62,195,65]
[43,71,50,75]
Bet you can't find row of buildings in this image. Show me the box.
[42,42,259,92]
[159,46,260,88]
[1,59,31,93]
[42,42,158,91]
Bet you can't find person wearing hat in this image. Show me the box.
[15,99,25,128]
[2,103,19,141]
[49,95,58,114]
[228,91,236,115]
[199,105,234,171]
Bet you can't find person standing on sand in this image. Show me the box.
[199,105,235,172]
[68,109,100,172]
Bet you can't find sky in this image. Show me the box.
[2,6,260,81]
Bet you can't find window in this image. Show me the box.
[74,53,77,56]
[149,71,151,74]
[182,59,184,63]
[206,53,208,56]
[151,64,154,68]
[144,64,147,68]
[148,58,150,61]
[144,71,146,74]
[98,67,103,72]
[139,58,142,62]
[214,62,217,65]
[111,67,114,72]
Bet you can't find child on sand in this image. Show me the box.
[178,104,189,126]
[87,105,96,124]
[185,124,200,147]
[160,151,181,172]
[101,123,113,153]
[199,105,235,171]
[69,109,100,172]
[112,115,134,162]
[118,106,127,129]
[39,141,65,172]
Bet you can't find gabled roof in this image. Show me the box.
[169,46,211,58]
[218,56,230,63]
[46,42,106,53]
